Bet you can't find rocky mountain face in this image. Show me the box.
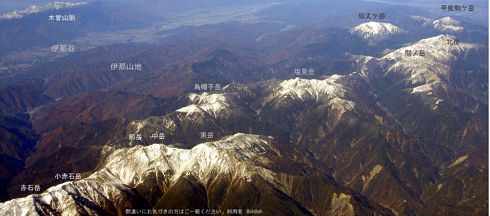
[0,134,394,216]
[3,32,486,214]
[0,0,487,215]
[0,114,37,201]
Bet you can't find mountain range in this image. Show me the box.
[0,0,487,215]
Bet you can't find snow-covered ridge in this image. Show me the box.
[382,34,481,95]
[98,133,277,185]
[410,15,432,23]
[382,34,480,70]
[433,17,464,32]
[278,76,342,99]
[350,21,405,40]
[273,76,355,113]
[0,2,88,20]
[0,134,278,215]
[411,16,464,32]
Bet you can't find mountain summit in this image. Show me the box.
[350,21,405,40]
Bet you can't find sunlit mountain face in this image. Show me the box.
[0,0,487,215]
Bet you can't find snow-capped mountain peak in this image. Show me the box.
[350,21,405,40]
[410,16,464,32]
[0,2,88,20]
[267,76,356,115]
[381,34,481,95]
[433,17,464,32]
[382,34,480,64]
[176,92,234,117]
[277,76,343,99]
[0,134,279,215]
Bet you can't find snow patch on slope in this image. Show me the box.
[448,155,469,168]
[329,193,355,216]
[362,165,383,191]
